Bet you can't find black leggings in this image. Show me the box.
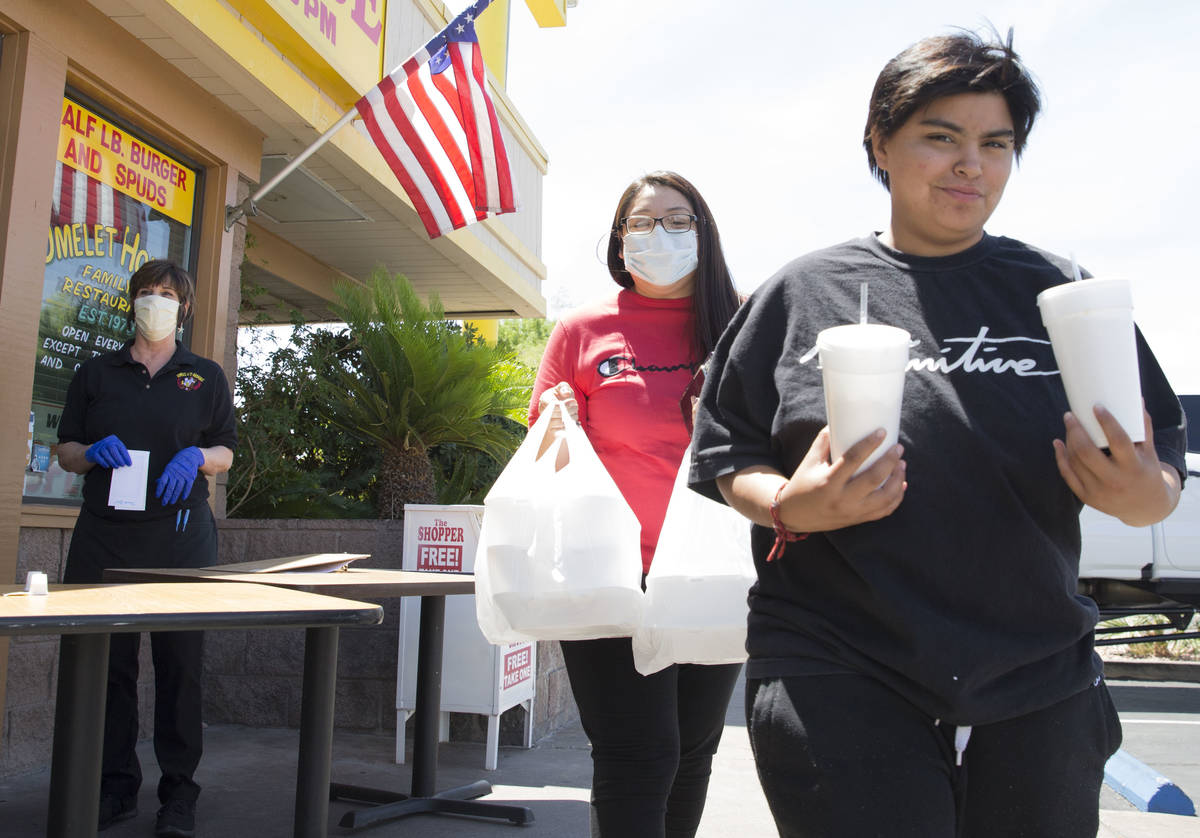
[746,673,1122,838]
[64,505,215,803]
[560,637,741,838]
[103,630,204,804]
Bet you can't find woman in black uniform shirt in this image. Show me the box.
[57,259,236,837]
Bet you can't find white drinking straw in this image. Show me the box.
[859,282,868,324]
[1069,252,1083,282]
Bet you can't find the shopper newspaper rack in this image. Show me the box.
[397,504,536,770]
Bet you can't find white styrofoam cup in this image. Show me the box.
[25,571,48,596]
[1037,279,1144,447]
[816,323,911,475]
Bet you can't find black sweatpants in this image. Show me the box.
[746,673,1123,838]
[560,637,742,838]
[64,504,215,804]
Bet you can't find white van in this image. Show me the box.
[1078,395,1200,636]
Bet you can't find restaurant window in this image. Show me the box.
[23,92,202,505]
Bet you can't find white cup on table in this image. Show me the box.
[25,571,48,596]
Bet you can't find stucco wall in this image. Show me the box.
[1,517,578,780]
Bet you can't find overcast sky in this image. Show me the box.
[458,0,1198,394]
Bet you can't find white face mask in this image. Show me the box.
[622,228,699,287]
[133,295,180,342]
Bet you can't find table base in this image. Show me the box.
[47,633,110,837]
[332,780,534,828]
[330,594,533,830]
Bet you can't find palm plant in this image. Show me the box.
[320,269,532,518]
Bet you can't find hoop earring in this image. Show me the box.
[594,232,612,267]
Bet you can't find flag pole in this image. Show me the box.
[222,0,494,232]
[224,108,358,230]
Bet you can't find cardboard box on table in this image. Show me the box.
[396,504,535,770]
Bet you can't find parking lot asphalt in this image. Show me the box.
[0,671,1196,836]
[1101,679,1200,821]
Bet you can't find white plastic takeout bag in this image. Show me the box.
[632,450,754,675]
[475,399,644,643]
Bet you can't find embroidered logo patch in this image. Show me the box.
[596,355,697,378]
[176,372,205,391]
[597,355,635,378]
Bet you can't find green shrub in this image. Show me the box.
[229,271,536,518]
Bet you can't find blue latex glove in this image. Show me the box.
[85,435,132,469]
[155,446,205,506]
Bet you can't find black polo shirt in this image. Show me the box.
[58,340,237,521]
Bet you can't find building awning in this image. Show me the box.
[102,0,549,324]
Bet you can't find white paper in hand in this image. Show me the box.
[107,449,149,511]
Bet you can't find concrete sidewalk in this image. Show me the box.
[1,672,1196,836]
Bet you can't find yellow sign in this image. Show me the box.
[57,100,196,226]
[238,0,385,97]
[524,0,567,27]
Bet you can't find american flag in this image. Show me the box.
[355,0,516,239]
[51,161,148,239]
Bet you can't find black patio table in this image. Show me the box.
[104,564,535,831]
[0,581,382,838]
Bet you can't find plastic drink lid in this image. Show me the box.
[1037,278,1133,319]
[816,324,911,372]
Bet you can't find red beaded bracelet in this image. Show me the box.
[767,482,808,562]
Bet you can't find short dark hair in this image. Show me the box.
[606,171,739,360]
[127,259,196,327]
[864,28,1042,189]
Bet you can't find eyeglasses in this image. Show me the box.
[620,213,697,236]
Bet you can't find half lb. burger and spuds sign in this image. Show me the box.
[58,100,195,226]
